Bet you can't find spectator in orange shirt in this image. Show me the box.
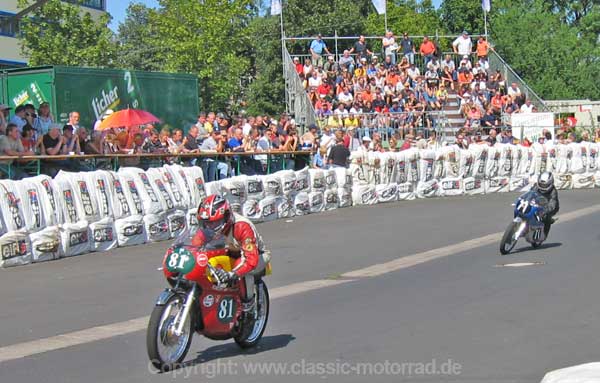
[361,87,374,103]
[419,36,437,66]
[476,36,490,59]
[490,92,504,114]
[458,68,474,87]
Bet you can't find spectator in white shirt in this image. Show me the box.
[452,31,473,56]
[337,86,354,106]
[520,99,535,113]
[308,71,322,89]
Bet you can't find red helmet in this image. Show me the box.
[197,195,232,234]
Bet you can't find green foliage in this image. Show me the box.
[116,3,162,71]
[244,16,285,116]
[15,0,600,114]
[149,0,254,112]
[491,0,600,100]
[440,0,486,35]
[365,0,445,52]
[18,0,116,67]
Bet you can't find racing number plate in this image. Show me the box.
[165,247,195,274]
[217,296,237,324]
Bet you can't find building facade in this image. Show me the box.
[0,0,106,67]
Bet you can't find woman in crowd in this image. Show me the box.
[33,102,54,137]
[21,124,38,153]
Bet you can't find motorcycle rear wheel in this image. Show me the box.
[147,294,193,371]
[500,222,518,255]
[235,280,270,349]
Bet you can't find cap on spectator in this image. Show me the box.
[217,112,226,119]
[362,136,372,142]
[462,30,468,35]
[0,103,11,110]
[317,33,322,37]
[328,55,334,60]
[63,124,74,132]
[463,55,469,59]
[293,57,299,62]
[360,57,367,62]
[309,124,317,131]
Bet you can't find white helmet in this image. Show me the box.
[537,172,554,193]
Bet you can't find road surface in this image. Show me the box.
[1,189,599,382]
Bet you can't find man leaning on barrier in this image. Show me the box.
[0,123,35,179]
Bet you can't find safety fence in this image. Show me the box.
[0,151,313,180]
[1,141,598,268]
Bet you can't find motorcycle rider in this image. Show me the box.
[531,171,559,236]
[195,194,266,312]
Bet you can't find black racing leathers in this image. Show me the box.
[531,185,559,236]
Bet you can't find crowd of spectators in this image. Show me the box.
[295,31,564,143]
[0,106,315,181]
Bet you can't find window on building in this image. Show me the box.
[64,0,106,11]
[0,14,17,37]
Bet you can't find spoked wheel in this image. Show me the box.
[235,280,270,349]
[147,294,193,371]
[500,222,519,255]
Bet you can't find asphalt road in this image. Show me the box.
[1,189,600,382]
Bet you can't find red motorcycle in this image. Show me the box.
[146,228,271,371]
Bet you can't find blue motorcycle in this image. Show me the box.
[500,190,548,255]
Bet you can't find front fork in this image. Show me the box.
[173,284,197,336]
[512,218,528,240]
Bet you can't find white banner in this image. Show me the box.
[372,0,386,15]
[511,113,555,142]
[482,0,491,12]
[271,0,282,15]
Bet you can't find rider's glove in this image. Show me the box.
[213,268,236,286]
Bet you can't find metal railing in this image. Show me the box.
[314,110,451,141]
[0,151,314,180]
[488,49,547,111]
[282,47,317,132]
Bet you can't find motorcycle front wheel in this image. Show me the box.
[235,280,270,349]
[500,222,519,255]
[147,294,193,371]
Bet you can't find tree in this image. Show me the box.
[490,0,600,100]
[116,3,163,71]
[365,0,445,53]
[283,0,371,55]
[18,0,116,67]
[440,0,486,35]
[149,0,255,112]
[244,15,285,116]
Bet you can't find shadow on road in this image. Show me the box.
[511,242,563,255]
[182,334,295,368]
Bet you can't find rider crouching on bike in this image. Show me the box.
[196,194,266,312]
[531,172,559,236]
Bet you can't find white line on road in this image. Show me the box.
[1,203,599,363]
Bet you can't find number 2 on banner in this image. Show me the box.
[124,71,135,93]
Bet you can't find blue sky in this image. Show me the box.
[107,0,159,31]
[107,0,443,31]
